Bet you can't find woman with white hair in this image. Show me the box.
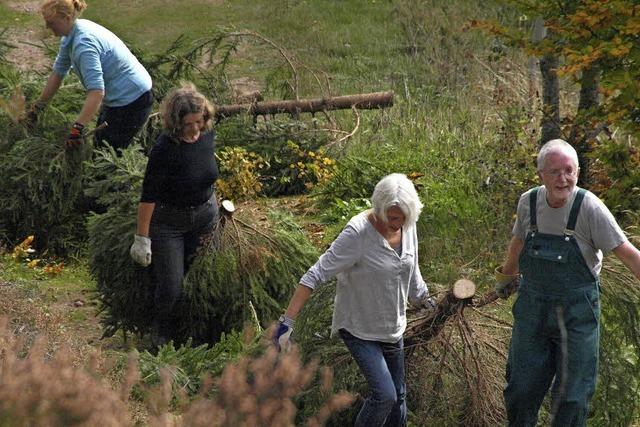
[274,173,434,427]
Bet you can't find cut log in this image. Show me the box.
[405,279,517,350]
[214,90,394,119]
[405,279,478,349]
[452,278,476,299]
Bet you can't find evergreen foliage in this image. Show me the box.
[180,209,319,342]
[86,145,155,337]
[86,145,318,343]
[0,135,90,255]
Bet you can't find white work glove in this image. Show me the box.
[273,314,294,352]
[130,234,152,267]
[494,266,519,299]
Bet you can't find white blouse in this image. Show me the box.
[300,210,429,342]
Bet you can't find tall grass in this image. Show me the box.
[4,0,639,424]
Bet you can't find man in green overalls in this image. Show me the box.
[494,139,640,426]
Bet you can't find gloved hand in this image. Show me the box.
[494,266,518,299]
[22,101,45,129]
[66,122,86,149]
[273,314,294,352]
[130,234,152,267]
[420,295,437,311]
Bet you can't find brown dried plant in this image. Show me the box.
[180,346,354,427]
[0,317,130,426]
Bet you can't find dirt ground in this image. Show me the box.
[3,1,50,73]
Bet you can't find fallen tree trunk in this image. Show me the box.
[215,90,394,119]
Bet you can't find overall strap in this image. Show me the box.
[529,187,539,232]
[565,188,587,234]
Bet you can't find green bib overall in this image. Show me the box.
[504,188,600,427]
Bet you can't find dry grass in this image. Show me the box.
[0,306,353,427]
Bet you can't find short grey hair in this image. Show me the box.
[371,173,423,225]
[537,139,579,171]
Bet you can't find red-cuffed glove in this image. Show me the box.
[66,122,86,149]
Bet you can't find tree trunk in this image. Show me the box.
[569,66,600,186]
[214,91,394,120]
[540,52,561,146]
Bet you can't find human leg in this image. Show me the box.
[95,90,153,151]
[549,290,599,427]
[150,212,186,343]
[504,291,557,427]
[381,337,406,427]
[339,329,399,427]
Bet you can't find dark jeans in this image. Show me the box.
[95,90,153,151]
[149,195,218,338]
[339,329,407,427]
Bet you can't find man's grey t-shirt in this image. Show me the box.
[512,186,627,277]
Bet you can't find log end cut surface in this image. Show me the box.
[452,279,476,300]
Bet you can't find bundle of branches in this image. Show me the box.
[0,134,91,255]
[86,145,318,343]
[179,207,319,343]
[293,279,511,426]
[86,145,157,338]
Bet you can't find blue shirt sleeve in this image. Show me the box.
[74,39,105,91]
[52,36,72,77]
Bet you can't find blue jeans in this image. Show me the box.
[95,90,153,151]
[150,195,218,338]
[339,329,407,427]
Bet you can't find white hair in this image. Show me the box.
[537,139,579,171]
[371,173,423,225]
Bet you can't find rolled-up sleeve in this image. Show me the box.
[299,223,362,289]
[52,39,72,77]
[75,41,105,91]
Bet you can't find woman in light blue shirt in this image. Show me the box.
[27,0,152,151]
[274,173,434,427]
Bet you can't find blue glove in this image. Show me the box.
[273,314,294,352]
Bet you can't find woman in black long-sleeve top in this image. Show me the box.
[130,83,219,345]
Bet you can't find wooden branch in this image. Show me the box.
[405,279,517,349]
[405,279,476,348]
[214,90,394,119]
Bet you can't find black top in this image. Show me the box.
[140,130,218,207]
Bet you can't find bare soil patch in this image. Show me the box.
[3,1,50,73]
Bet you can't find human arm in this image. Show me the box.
[135,202,155,237]
[284,284,313,320]
[23,73,64,125]
[407,225,434,308]
[494,235,524,298]
[502,235,524,275]
[274,219,363,350]
[76,89,104,126]
[37,73,64,105]
[612,241,640,280]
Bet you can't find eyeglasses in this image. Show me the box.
[542,167,579,179]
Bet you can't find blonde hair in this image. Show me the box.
[371,173,423,225]
[40,0,86,20]
[161,82,215,141]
